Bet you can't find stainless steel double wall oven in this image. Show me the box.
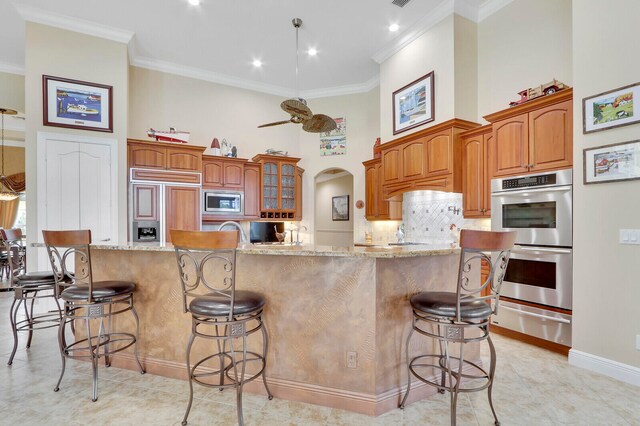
[491,169,573,346]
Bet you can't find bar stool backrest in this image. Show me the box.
[42,230,93,301]
[170,229,239,322]
[456,230,517,322]
[1,228,26,281]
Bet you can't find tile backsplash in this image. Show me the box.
[402,191,465,244]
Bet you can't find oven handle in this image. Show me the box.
[513,246,572,254]
[499,305,571,324]
[492,185,572,197]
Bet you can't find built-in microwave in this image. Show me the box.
[203,190,243,214]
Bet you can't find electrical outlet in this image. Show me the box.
[346,351,357,369]
[636,335,640,351]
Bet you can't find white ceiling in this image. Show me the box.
[0,0,508,97]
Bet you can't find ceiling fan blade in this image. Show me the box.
[281,98,313,120]
[302,114,338,133]
[258,120,293,128]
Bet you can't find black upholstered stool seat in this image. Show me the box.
[13,271,56,287]
[61,280,136,302]
[189,290,265,317]
[410,291,493,321]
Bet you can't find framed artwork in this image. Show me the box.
[393,71,435,135]
[320,117,346,156]
[43,75,113,132]
[332,195,349,221]
[583,82,640,134]
[583,139,640,184]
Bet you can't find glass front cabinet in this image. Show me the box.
[251,154,303,220]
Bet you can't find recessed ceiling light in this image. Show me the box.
[389,23,400,32]
[252,59,263,68]
[308,48,317,56]
[188,0,200,5]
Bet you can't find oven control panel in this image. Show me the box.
[502,173,557,189]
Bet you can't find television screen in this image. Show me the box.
[250,222,285,243]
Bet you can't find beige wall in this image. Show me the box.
[453,15,478,122]
[477,0,572,121]
[314,173,354,246]
[572,0,640,368]
[128,66,300,158]
[25,23,129,256]
[379,15,455,143]
[298,88,380,244]
[0,72,25,113]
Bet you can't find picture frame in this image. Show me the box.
[393,71,435,135]
[332,195,349,221]
[582,82,640,134]
[583,139,640,184]
[43,75,113,132]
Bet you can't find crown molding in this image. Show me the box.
[300,75,380,99]
[14,3,133,44]
[478,0,514,21]
[131,55,295,98]
[0,61,25,75]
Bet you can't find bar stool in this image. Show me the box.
[2,228,61,365]
[42,230,145,401]
[399,230,517,426]
[171,229,272,426]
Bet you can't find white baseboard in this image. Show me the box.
[569,349,640,387]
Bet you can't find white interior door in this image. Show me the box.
[36,132,118,271]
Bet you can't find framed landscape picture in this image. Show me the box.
[332,195,349,221]
[393,71,434,135]
[583,82,640,134]
[43,75,113,132]
[583,140,640,184]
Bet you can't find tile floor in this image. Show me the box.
[0,290,639,425]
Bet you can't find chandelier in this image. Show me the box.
[0,107,19,201]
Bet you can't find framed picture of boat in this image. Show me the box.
[43,75,113,132]
[393,71,435,135]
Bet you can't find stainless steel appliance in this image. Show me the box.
[203,190,243,215]
[133,220,160,242]
[491,169,572,247]
[491,169,573,346]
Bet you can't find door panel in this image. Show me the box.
[166,186,200,243]
[426,134,452,176]
[45,140,81,230]
[203,161,223,187]
[462,136,484,217]
[133,184,159,221]
[529,100,573,172]
[223,163,244,188]
[167,149,201,171]
[243,166,260,218]
[491,114,529,177]
[129,145,166,169]
[382,148,401,184]
[79,143,112,242]
[402,142,424,179]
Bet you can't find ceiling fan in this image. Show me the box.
[258,18,337,134]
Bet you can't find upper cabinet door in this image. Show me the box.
[425,132,452,176]
[491,113,529,177]
[365,163,378,219]
[202,160,223,188]
[401,141,425,180]
[462,136,484,218]
[528,100,573,172]
[129,145,166,169]
[167,148,201,171]
[382,147,401,184]
[243,165,260,219]
[223,162,244,188]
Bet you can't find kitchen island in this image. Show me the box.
[85,242,475,415]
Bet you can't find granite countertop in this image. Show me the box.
[41,241,458,258]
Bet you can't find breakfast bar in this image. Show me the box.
[84,243,477,415]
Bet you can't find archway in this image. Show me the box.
[314,168,354,246]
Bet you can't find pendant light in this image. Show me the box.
[0,108,19,201]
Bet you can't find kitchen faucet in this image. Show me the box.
[294,225,308,246]
[218,221,248,243]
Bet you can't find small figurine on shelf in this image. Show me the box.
[221,138,230,156]
[373,137,381,159]
[231,146,237,158]
[395,224,405,244]
[210,138,221,156]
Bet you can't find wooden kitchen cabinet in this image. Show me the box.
[132,184,160,221]
[461,125,492,218]
[165,185,200,243]
[363,159,401,220]
[202,156,246,189]
[243,163,261,219]
[485,89,573,177]
[251,154,303,219]
[128,139,205,173]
